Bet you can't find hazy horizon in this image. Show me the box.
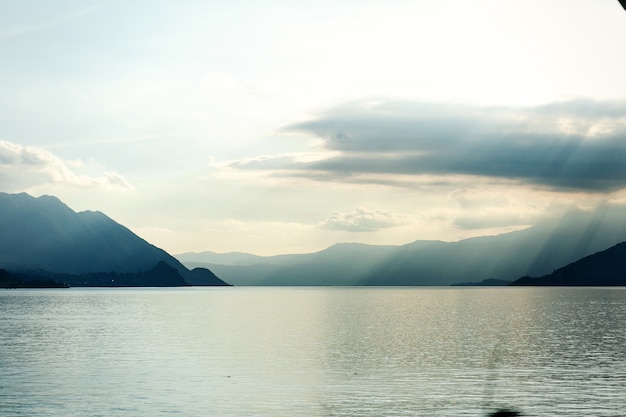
[3,1,626,256]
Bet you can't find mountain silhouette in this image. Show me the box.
[511,241,626,286]
[0,192,228,286]
[177,207,626,286]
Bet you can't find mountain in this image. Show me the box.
[511,242,626,286]
[176,208,626,286]
[178,242,400,285]
[0,192,228,286]
[0,268,69,288]
[1,261,189,288]
[177,250,268,266]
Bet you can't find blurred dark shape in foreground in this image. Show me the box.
[619,0,626,11]
[488,410,521,417]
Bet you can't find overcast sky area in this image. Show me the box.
[2,0,626,255]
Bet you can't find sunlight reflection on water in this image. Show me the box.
[1,287,625,416]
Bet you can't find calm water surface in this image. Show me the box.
[1,287,625,416]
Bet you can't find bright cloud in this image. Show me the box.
[322,208,408,232]
[0,140,132,191]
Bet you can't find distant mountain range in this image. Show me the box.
[4,192,624,288]
[176,207,626,286]
[511,241,626,286]
[0,192,228,287]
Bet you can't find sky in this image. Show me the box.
[2,0,626,256]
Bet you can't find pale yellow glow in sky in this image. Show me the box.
[2,0,626,255]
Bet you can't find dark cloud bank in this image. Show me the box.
[233,99,626,192]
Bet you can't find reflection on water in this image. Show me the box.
[1,287,625,416]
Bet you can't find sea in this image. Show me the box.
[1,287,625,417]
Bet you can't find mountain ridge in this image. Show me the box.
[511,241,626,286]
[0,192,228,287]
[176,208,626,286]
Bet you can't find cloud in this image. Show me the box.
[232,99,626,192]
[321,207,408,232]
[0,140,132,191]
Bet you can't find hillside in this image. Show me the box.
[177,209,626,286]
[0,192,228,286]
[511,242,626,286]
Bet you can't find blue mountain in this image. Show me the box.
[511,241,626,286]
[178,208,626,286]
[0,192,228,287]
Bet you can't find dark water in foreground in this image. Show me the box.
[1,287,625,416]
